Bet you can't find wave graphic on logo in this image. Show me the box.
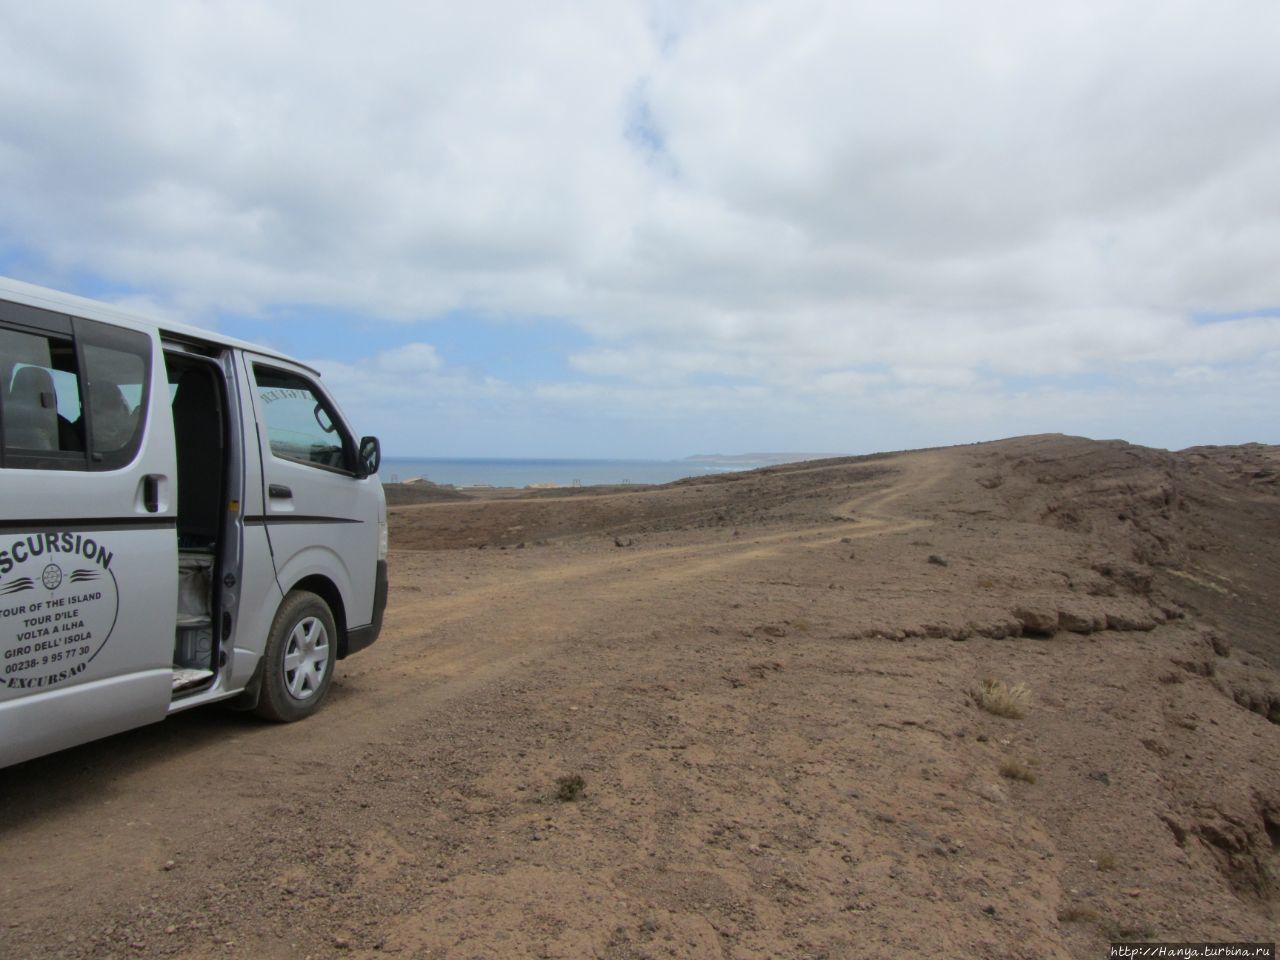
[68,569,101,583]
[0,577,35,595]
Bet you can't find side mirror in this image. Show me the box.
[356,435,381,478]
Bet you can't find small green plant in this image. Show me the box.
[1094,851,1117,872]
[975,679,1031,719]
[555,774,586,802]
[999,761,1037,784]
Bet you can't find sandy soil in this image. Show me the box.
[1,434,1277,959]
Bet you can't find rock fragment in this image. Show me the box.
[1012,607,1058,637]
[1058,609,1106,634]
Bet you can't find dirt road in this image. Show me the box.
[2,436,1277,959]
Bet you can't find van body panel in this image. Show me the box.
[346,559,388,655]
[0,669,173,766]
[0,520,177,703]
[270,542,355,618]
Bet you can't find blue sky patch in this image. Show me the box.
[1191,307,1280,324]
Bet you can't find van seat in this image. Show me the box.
[88,381,137,451]
[4,366,58,450]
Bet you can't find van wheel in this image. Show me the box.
[255,590,336,722]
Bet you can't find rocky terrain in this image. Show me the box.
[1,434,1277,959]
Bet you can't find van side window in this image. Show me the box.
[79,326,151,470]
[253,366,352,473]
[1,316,152,471]
[0,326,86,468]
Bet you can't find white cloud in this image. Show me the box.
[315,343,508,406]
[1,0,1278,454]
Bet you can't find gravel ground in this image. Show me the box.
[1,435,1277,959]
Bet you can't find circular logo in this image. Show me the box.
[41,563,63,591]
[1,536,119,695]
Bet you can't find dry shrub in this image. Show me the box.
[999,760,1037,784]
[554,774,586,802]
[975,679,1031,719]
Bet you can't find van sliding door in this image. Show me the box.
[0,305,177,767]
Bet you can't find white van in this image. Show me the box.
[0,277,387,767]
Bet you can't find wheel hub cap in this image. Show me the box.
[282,616,329,701]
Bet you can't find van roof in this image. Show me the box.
[0,275,311,372]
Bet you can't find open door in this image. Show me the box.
[0,304,177,766]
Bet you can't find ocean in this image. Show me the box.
[379,457,768,488]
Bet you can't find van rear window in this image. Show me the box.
[80,333,150,469]
[0,310,152,471]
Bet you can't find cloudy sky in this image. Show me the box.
[2,1,1278,458]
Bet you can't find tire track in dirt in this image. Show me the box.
[340,458,936,702]
[309,455,942,748]
[381,451,946,642]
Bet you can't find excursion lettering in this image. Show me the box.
[4,661,88,688]
[0,532,118,694]
[0,533,113,576]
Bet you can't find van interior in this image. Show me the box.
[165,351,229,695]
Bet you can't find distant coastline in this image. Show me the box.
[684,452,841,466]
[379,455,815,489]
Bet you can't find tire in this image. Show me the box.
[254,590,337,722]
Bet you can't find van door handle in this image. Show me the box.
[142,474,162,513]
[268,484,293,499]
